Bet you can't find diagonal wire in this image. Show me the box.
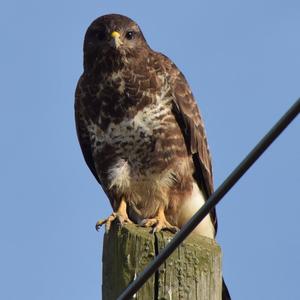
[117,98,300,300]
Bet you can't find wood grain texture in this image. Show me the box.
[102,223,222,300]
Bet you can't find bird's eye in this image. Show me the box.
[125,31,135,40]
[97,29,106,41]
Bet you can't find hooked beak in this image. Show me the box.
[110,31,123,48]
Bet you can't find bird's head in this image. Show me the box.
[83,14,149,71]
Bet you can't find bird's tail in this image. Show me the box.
[222,277,231,300]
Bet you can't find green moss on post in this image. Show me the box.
[102,223,222,300]
[102,223,156,299]
[155,231,222,300]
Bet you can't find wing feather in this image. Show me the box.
[160,55,218,232]
[75,77,100,184]
[75,76,115,208]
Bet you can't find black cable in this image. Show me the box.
[117,99,300,300]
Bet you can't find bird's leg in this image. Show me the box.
[140,205,179,234]
[95,196,133,232]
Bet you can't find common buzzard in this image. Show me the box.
[75,14,216,238]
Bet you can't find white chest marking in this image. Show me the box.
[108,159,130,190]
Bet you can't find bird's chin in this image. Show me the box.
[109,41,123,50]
[109,46,127,57]
[100,46,122,57]
[109,46,121,52]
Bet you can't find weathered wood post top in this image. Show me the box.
[102,223,222,300]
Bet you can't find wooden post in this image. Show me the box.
[102,223,222,300]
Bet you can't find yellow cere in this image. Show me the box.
[111,31,121,38]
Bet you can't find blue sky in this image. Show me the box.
[1,1,299,299]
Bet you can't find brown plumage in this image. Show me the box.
[75,14,217,237]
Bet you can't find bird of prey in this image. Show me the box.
[75,13,230,300]
[75,14,217,238]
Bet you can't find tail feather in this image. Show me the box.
[222,277,231,300]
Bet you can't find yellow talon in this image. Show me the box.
[140,206,178,234]
[95,196,132,232]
